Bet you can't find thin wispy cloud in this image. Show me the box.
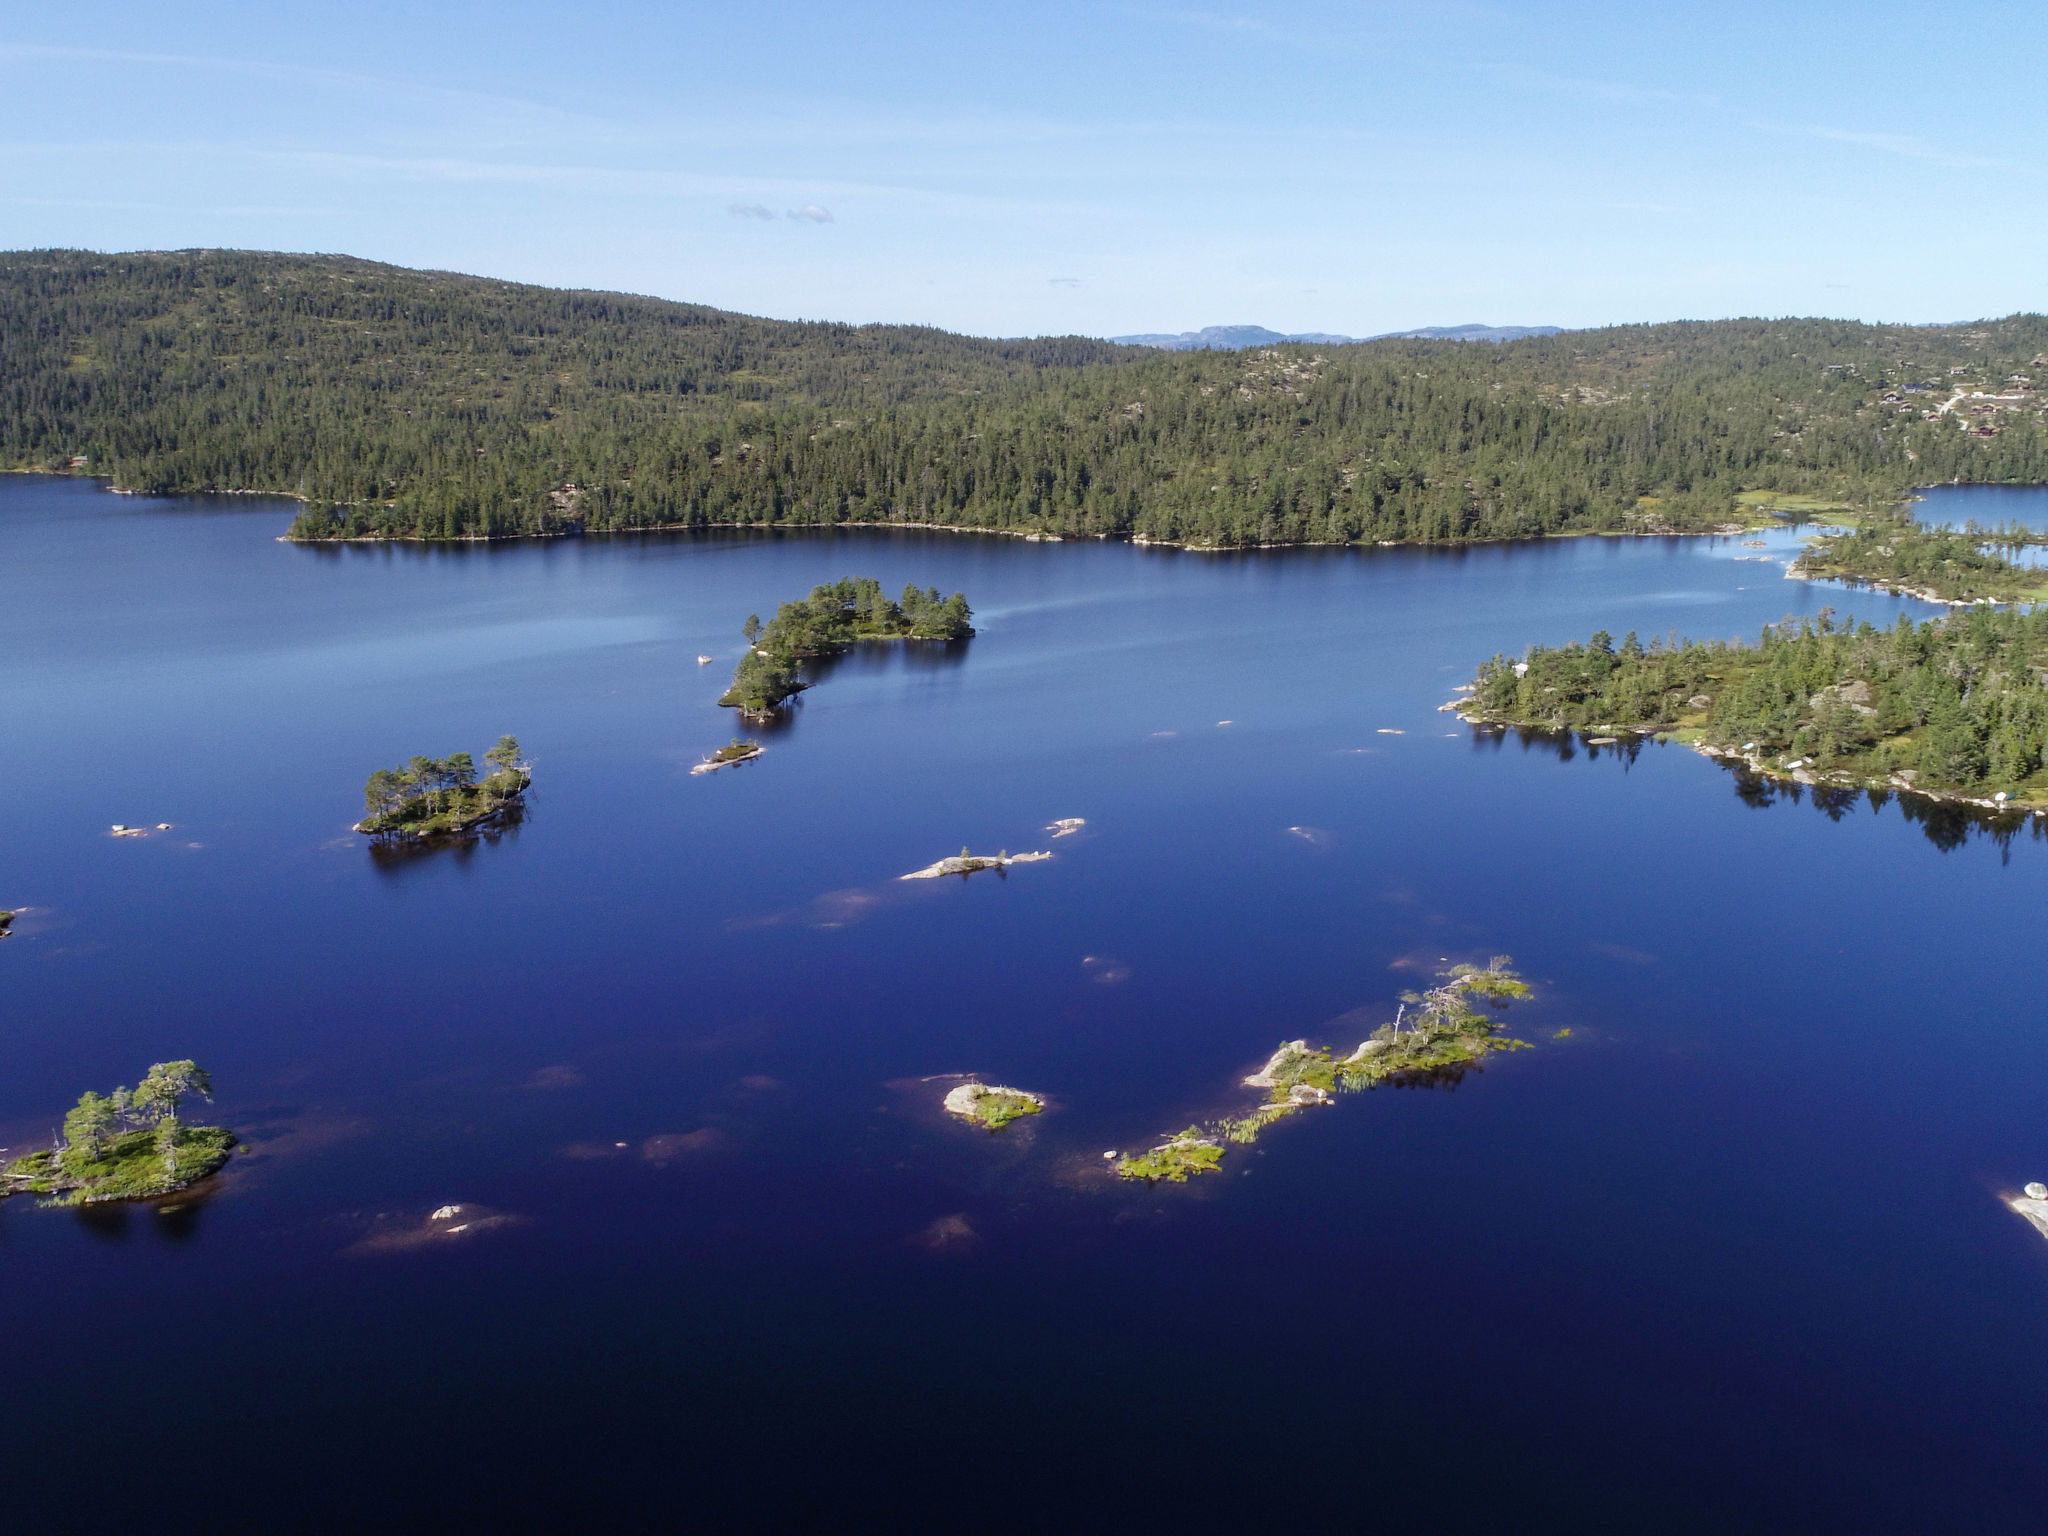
[0,42,601,130]
[1792,123,2024,172]
[1493,66,1722,111]
[728,202,775,219]
[1048,276,1081,287]
[787,203,834,223]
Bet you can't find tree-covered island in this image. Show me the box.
[1464,608,2048,808]
[1118,959,1532,1182]
[357,735,530,839]
[3,1061,232,1205]
[720,577,972,716]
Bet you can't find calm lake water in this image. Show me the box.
[6,477,2048,1532]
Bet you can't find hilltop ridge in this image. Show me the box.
[1111,322,1563,349]
[3,248,2044,549]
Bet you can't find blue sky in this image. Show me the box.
[2,1,2042,336]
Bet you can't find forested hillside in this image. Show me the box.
[4,249,2044,546]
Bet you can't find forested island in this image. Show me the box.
[1118,959,1532,1182]
[357,736,530,838]
[2,1061,231,1205]
[720,578,971,715]
[1464,609,2048,807]
[4,250,2045,553]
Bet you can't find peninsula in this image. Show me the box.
[1461,609,2048,810]
[721,578,972,717]
[356,736,530,840]
[1792,519,2048,606]
[2,1061,232,1205]
[1118,958,1532,1182]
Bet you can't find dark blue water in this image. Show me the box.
[6,476,2048,1533]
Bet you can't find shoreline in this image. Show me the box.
[1455,707,2047,819]
[1783,560,2035,610]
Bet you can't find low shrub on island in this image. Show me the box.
[3,1060,232,1205]
[358,735,530,838]
[721,577,972,715]
[1117,958,1533,1182]
[1466,607,2048,803]
[943,1081,1044,1130]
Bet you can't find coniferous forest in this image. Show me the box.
[1468,608,2048,798]
[4,248,2046,547]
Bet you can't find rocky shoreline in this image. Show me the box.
[900,850,1052,880]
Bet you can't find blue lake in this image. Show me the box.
[5,476,2047,1531]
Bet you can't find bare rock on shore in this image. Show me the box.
[942,1081,1045,1129]
[1244,1041,1310,1088]
[2011,1190,2048,1241]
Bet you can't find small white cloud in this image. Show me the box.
[787,203,834,223]
[728,201,775,220]
[1048,276,1081,287]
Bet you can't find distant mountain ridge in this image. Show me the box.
[1110,322,1563,350]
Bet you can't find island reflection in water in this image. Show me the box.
[1474,721,2048,856]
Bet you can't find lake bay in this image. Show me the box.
[5,476,2046,1531]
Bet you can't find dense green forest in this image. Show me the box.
[722,577,971,713]
[1467,608,2048,800]
[6,249,2045,548]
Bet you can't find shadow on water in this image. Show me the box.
[367,802,529,876]
[72,1203,132,1242]
[1469,722,1648,770]
[1471,723,2044,858]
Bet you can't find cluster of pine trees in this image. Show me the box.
[1470,608,2048,792]
[4,248,2045,547]
[360,736,528,835]
[721,578,972,712]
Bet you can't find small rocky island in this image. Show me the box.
[943,1081,1045,1130]
[2011,1181,2048,1240]
[691,738,763,775]
[1118,958,1533,1182]
[720,577,973,718]
[1461,609,2048,814]
[2,1061,232,1205]
[901,849,1051,880]
[0,909,14,939]
[356,735,530,839]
